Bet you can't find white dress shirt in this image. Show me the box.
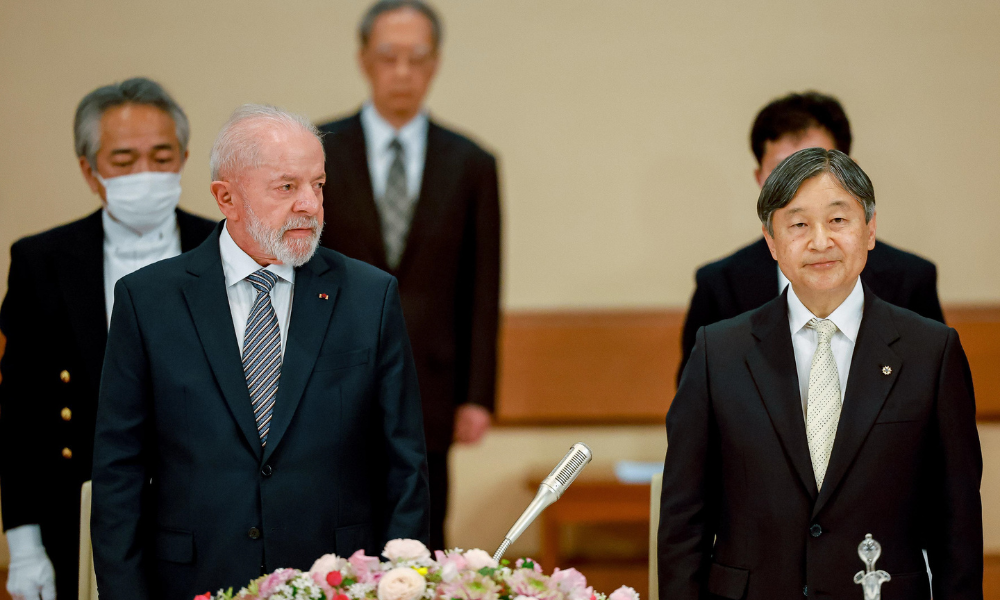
[787,278,865,416]
[219,223,295,357]
[103,209,181,326]
[360,102,429,201]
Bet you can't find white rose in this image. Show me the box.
[377,567,427,600]
[462,549,499,571]
[309,553,347,575]
[383,538,432,562]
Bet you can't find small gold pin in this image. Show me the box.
[318,293,329,300]
[882,366,892,375]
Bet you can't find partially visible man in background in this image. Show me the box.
[0,78,216,600]
[678,91,944,379]
[318,0,501,550]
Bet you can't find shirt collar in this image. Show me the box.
[219,221,295,288]
[786,277,864,343]
[360,101,429,155]
[102,207,178,245]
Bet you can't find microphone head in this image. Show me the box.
[541,442,592,498]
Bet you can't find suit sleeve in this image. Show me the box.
[909,262,945,324]
[658,326,720,600]
[376,276,431,545]
[0,242,46,529]
[91,279,152,600]
[462,153,501,412]
[925,329,983,600]
[678,271,721,385]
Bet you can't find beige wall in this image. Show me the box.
[0,0,998,573]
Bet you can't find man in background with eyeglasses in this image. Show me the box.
[318,0,502,552]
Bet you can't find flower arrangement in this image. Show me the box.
[193,539,640,600]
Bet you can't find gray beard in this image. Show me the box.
[245,204,323,268]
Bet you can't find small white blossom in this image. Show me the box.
[348,582,377,599]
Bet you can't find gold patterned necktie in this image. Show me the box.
[805,318,842,489]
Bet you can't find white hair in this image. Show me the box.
[209,103,322,181]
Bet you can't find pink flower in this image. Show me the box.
[435,549,469,582]
[608,586,640,600]
[436,571,501,600]
[383,539,431,562]
[551,568,591,600]
[258,568,298,596]
[505,569,560,600]
[193,593,212,600]
[514,558,543,573]
[462,549,498,571]
[350,549,383,584]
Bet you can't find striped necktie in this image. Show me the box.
[242,269,282,446]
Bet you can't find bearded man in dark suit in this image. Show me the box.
[91,104,429,600]
[658,148,981,600]
[679,92,943,381]
[318,0,501,550]
[0,78,216,600]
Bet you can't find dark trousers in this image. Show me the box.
[428,451,449,551]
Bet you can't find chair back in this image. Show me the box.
[79,481,98,600]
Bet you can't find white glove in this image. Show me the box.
[5,524,56,600]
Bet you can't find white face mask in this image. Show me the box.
[95,171,182,234]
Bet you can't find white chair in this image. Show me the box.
[648,472,662,600]
[79,481,98,600]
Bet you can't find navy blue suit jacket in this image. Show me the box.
[91,226,430,600]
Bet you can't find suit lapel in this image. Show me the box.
[395,120,452,278]
[181,228,263,460]
[261,254,339,463]
[729,238,779,313]
[745,291,818,500]
[57,211,109,387]
[812,291,901,518]
[341,114,390,270]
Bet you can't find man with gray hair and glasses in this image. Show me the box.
[91,104,429,600]
[319,0,501,551]
[657,148,982,599]
[0,77,215,600]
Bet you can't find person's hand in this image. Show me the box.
[6,524,56,600]
[453,403,491,445]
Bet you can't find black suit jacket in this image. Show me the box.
[0,209,215,598]
[679,237,944,381]
[659,287,982,600]
[318,112,501,453]
[91,226,430,600]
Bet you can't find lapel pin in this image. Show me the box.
[881,366,892,375]
[318,293,329,300]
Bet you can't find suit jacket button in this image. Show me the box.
[61,407,72,421]
[61,447,72,459]
[261,464,273,477]
[59,370,71,383]
[248,527,261,540]
[810,523,823,537]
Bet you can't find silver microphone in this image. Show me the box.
[492,442,593,561]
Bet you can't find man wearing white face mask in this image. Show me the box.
[0,77,216,600]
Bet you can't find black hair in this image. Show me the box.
[750,91,852,165]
